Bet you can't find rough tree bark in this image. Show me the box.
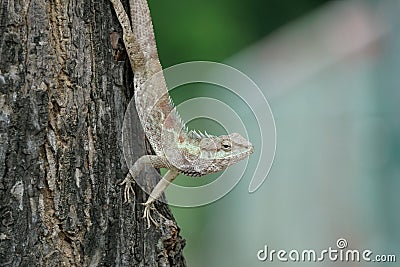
[0,0,186,266]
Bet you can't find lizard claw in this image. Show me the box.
[120,176,135,204]
[142,202,159,229]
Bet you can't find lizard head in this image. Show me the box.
[195,132,254,174]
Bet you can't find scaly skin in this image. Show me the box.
[110,0,254,228]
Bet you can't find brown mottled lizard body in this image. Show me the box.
[110,0,254,228]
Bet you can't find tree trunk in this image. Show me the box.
[0,0,186,266]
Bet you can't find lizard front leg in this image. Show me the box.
[121,155,178,228]
[143,169,179,228]
[121,155,168,203]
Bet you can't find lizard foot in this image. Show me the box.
[119,175,136,204]
[142,202,159,229]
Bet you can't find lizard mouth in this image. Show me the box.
[242,143,254,156]
[248,145,254,154]
[241,143,254,158]
[225,144,254,160]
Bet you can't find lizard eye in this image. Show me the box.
[221,140,232,151]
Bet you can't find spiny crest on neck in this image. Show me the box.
[167,95,215,140]
[187,129,215,140]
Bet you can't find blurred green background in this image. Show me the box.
[148,0,399,266]
[149,0,328,65]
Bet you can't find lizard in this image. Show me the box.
[110,0,254,228]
